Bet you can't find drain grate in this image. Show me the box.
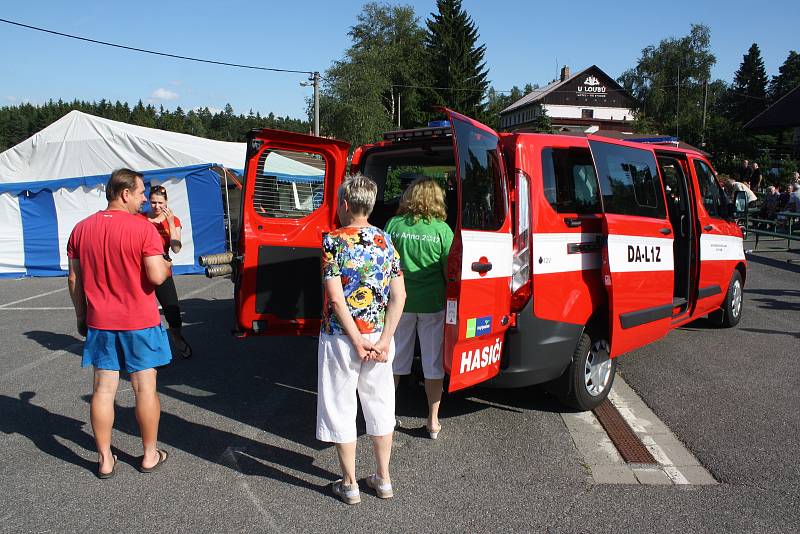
[593,399,657,464]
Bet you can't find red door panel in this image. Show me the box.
[440,109,513,392]
[690,157,745,316]
[235,129,349,336]
[588,138,674,357]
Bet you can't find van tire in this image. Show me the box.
[708,270,743,328]
[555,331,616,411]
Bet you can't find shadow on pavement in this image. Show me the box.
[744,253,800,274]
[0,392,96,473]
[23,331,83,356]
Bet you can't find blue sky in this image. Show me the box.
[1,1,798,119]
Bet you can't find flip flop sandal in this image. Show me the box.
[175,334,193,359]
[138,449,169,473]
[97,454,118,479]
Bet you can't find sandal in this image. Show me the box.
[96,454,118,479]
[168,329,193,359]
[138,449,169,473]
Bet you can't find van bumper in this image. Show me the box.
[485,301,582,388]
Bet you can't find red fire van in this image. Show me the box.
[221,108,747,410]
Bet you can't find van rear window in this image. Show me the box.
[541,148,601,214]
[252,150,325,219]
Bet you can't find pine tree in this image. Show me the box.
[728,43,769,123]
[768,50,800,103]
[422,0,489,118]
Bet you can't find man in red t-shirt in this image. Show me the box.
[67,168,173,478]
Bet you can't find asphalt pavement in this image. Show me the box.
[0,240,798,533]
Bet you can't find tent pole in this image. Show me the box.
[222,167,233,252]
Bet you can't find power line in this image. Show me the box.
[0,17,313,75]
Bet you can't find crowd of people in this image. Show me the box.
[67,169,451,504]
[726,160,800,223]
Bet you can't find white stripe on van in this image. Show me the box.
[700,234,745,261]
[531,233,601,274]
[607,235,674,273]
[460,230,513,280]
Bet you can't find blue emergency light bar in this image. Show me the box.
[427,120,450,128]
[629,136,679,145]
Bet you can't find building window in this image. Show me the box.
[581,109,594,119]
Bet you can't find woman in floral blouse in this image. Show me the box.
[317,174,406,505]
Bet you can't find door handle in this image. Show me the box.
[658,227,672,235]
[564,217,582,228]
[703,224,714,231]
[471,261,493,273]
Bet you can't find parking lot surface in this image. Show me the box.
[1,241,798,533]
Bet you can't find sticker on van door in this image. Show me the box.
[446,299,458,325]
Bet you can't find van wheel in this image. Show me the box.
[708,271,743,328]
[556,332,616,411]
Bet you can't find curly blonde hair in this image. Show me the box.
[397,176,447,221]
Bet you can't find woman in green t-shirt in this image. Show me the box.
[385,177,454,439]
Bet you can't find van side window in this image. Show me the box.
[694,159,723,218]
[589,141,666,219]
[541,148,601,214]
[451,118,507,230]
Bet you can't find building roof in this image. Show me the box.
[501,65,598,114]
[744,84,800,130]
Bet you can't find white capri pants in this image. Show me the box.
[316,332,396,443]
[391,311,445,380]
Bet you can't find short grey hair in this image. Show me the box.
[339,174,377,216]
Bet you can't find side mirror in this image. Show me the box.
[731,190,748,218]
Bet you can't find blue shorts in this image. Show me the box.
[82,325,172,373]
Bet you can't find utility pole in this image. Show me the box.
[676,62,680,140]
[313,71,320,137]
[701,79,709,147]
[397,90,401,128]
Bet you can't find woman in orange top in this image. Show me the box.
[144,185,192,359]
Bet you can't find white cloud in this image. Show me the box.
[150,88,179,101]
[4,96,17,102]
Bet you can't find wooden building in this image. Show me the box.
[500,65,638,132]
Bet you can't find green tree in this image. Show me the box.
[318,3,426,146]
[421,0,489,119]
[727,43,769,124]
[618,24,717,147]
[531,107,552,133]
[768,50,800,103]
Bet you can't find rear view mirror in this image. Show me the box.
[732,190,748,218]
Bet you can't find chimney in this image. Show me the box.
[560,65,570,81]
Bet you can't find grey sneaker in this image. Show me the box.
[365,474,393,499]
[331,480,360,505]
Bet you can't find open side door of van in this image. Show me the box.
[588,138,674,357]
[441,109,514,391]
[235,129,350,336]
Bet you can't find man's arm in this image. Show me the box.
[67,258,87,337]
[143,254,172,286]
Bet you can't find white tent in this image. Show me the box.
[0,111,245,277]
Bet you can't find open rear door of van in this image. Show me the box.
[235,129,349,336]
[588,138,674,356]
[441,109,514,392]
